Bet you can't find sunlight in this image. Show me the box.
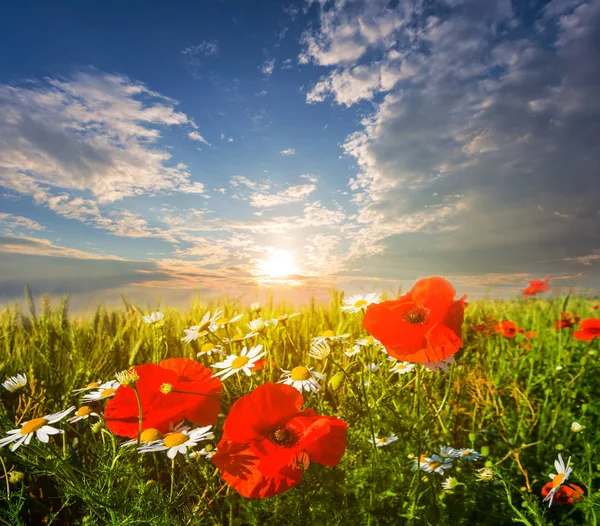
[259,249,298,279]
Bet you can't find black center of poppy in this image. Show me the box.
[402,305,430,325]
[269,426,297,447]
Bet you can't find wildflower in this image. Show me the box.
[554,312,581,330]
[438,446,458,458]
[308,340,331,360]
[214,314,243,328]
[8,471,25,484]
[442,477,459,490]
[2,373,27,393]
[422,455,453,474]
[143,311,164,324]
[312,330,349,346]
[570,422,584,433]
[525,331,537,339]
[373,434,398,447]
[543,454,573,507]
[573,319,600,341]
[0,407,75,451]
[211,345,266,381]
[190,444,217,459]
[120,428,164,447]
[555,365,563,371]
[138,426,214,459]
[422,356,455,372]
[409,454,428,470]
[455,448,482,460]
[541,482,584,505]
[115,369,139,386]
[389,359,416,375]
[248,318,268,334]
[81,380,121,403]
[252,359,276,371]
[363,276,466,364]
[72,380,103,393]
[268,312,301,327]
[197,343,225,357]
[341,293,381,313]
[522,277,551,297]
[212,383,347,498]
[104,359,222,439]
[494,320,520,338]
[250,302,262,314]
[68,406,99,423]
[223,331,258,344]
[364,363,379,373]
[475,467,494,482]
[278,366,324,393]
[355,335,383,349]
[344,345,361,357]
[181,309,223,343]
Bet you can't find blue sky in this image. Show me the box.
[1,0,599,309]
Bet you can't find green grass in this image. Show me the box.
[0,289,599,525]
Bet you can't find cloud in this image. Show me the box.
[0,213,45,233]
[249,184,316,208]
[0,235,125,260]
[261,59,276,76]
[280,148,296,155]
[188,131,211,146]
[182,41,219,57]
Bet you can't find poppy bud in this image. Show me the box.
[481,446,490,457]
[468,433,477,443]
[329,371,346,391]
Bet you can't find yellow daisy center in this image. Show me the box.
[216,317,230,326]
[159,383,173,394]
[76,406,92,417]
[163,432,188,447]
[552,473,565,488]
[290,366,311,381]
[201,343,215,353]
[461,450,471,456]
[231,356,250,369]
[100,388,116,398]
[21,418,48,435]
[419,454,427,462]
[140,428,162,442]
[322,330,335,338]
[354,299,368,308]
[429,461,442,469]
[87,381,100,388]
[397,364,407,370]
[377,438,387,444]
[232,333,245,341]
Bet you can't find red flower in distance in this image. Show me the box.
[104,358,222,438]
[541,482,584,505]
[573,318,600,341]
[494,320,520,338]
[362,276,467,364]
[522,276,551,297]
[212,383,347,498]
[554,312,580,331]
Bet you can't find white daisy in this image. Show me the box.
[389,359,416,375]
[190,445,217,459]
[455,448,482,461]
[196,343,225,357]
[570,421,584,433]
[312,330,349,346]
[365,363,379,373]
[341,292,381,313]
[278,366,325,393]
[211,345,266,381]
[81,380,120,403]
[248,318,268,334]
[2,373,27,393]
[223,331,258,344]
[543,454,573,507]
[213,314,243,328]
[438,446,459,458]
[250,302,262,313]
[181,309,223,343]
[355,336,383,348]
[72,379,104,393]
[442,477,459,490]
[308,340,331,360]
[138,426,214,459]
[68,406,100,423]
[143,311,164,324]
[120,422,190,448]
[373,434,398,447]
[423,356,455,373]
[0,407,75,451]
[267,312,301,327]
[344,345,361,357]
[421,455,454,474]
[475,467,494,482]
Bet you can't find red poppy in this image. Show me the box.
[253,359,276,371]
[211,383,347,498]
[522,276,551,297]
[541,482,584,505]
[524,331,537,339]
[104,358,222,438]
[362,276,466,363]
[573,318,600,341]
[494,320,520,338]
[554,312,580,331]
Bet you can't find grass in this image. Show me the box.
[0,288,599,525]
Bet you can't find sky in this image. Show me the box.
[0,0,599,310]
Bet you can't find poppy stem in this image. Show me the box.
[360,358,382,488]
[0,455,10,497]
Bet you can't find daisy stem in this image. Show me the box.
[0,455,10,496]
[360,358,382,488]
[412,366,422,522]
[284,327,300,356]
[170,457,176,502]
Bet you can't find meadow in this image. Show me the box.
[0,282,599,526]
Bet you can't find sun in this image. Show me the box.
[260,250,297,279]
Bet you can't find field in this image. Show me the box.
[1,285,599,525]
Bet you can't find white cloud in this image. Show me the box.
[182,40,219,57]
[250,184,316,208]
[188,131,211,145]
[261,58,276,76]
[0,213,45,233]
[280,148,296,155]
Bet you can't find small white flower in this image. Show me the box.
[373,434,398,447]
[570,421,584,433]
[442,477,459,490]
[344,345,361,357]
[455,448,482,461]
[423,356,455,373]
[312,330,349,346]
[138,426,214,459]
[2,373,27,393]
[181,310,223,343]
[250,302,262,313]
[72,379,103,393]
[190,445,217,459]
[389,359,416,375]
[438,446,459,458]
[121,422,189,448]
[365,363,379,373]
[267,312,301,327]
[223,331,258,344]
[421,455,454,474]
[555,365,563,371]
[211,345,266,381]
[248,318,268,334]
[68,406,100,423]
[341,292,381,313]
[143,311,164,324]
[81,380,120,403]
[543,454,573,507]
[308,340,331,360]
[213,313,243,328]
[196,343,225,357]
[355,336,383,349]
[0,407,75,451]
[475,467,494,482]
[278,366,324,393]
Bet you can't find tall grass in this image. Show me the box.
[0,291,599,525]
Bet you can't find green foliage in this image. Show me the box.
[0,292,599,525]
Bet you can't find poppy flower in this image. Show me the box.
[573,319,600,341]
[104,359,222,438]
[362,277,467,364]
[525,331,537,339]
[554,312,580,331]
[494,320,520,338]
[541,482,584,505]
[522,277,551,297]
[211,383,347,498]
